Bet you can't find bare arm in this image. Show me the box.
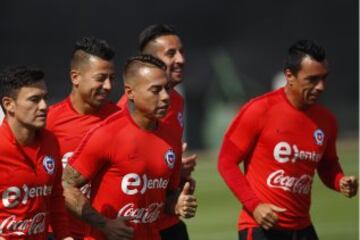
[62,166,133,240]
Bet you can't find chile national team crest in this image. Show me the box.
[313,128,325,146]
[164,149,176,169]
[43,156,56,175]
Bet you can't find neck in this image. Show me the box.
[7,117,37,145]
[169,81,179,89]
[70,91,98,114]
[128,101,157,131]
[284,85,308,110]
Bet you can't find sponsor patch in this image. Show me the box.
[43,156,55,175]
[164,149,176,169]
[313,129,325,146]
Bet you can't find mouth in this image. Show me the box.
[157,105,169,113]
[95,92,108,100]
[308,93,321,102]
[171,65,184,75]
[36,114,47,120]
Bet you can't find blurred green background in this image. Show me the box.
[185,138,359,240]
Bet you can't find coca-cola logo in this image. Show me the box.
[117,202,163,224]
[266,169,312,194]
[0,212,46,236]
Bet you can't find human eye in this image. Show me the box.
[94,74,107,82]
[28,95,41,103]
[165,49,176,58]
[150,86,161,94]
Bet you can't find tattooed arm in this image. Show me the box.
[62,165,134,240]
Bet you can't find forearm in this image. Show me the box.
[218,139,261,212]
[317,158,344,191]
[62,165,108,230]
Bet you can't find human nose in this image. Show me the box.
[39,98,48,111]
[160,88,170,103]
[103,78,112,91]
[175,51,185,64]
[315,79,325,92]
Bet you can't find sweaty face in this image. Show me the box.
[131,67,170,120]
[74,56,115,109]
[286,56,328,108]
[150,35,185,85]
[7,81,48,129]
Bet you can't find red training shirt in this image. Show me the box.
[47,97,119,238]
[0,120,69,239]
[70,108,182,240]
[117,90,185,230]
[218,88,344,230]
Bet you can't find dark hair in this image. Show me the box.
[124,54,167,73]
[284,40,326,75]
[0,65,44,110]
[139,24,178,52]
[71,36,115,68]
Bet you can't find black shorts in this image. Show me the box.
[238,225,319,240]
[160,220,189,240]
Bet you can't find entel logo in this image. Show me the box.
[273,141,322,164]
[121,173,168,195]
[2,185,52,208]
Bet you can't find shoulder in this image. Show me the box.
[235,89,282,121]
[48,98,68,116]
[311,104,338,131]
[170,90,184,109]
[313,104,336,120]
[47,98,69,129]
[88,109,129,139]
[101,101,121,116]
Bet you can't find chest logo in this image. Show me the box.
[42,156,55,175]
[164,149,176,169]
[313,129,325,146]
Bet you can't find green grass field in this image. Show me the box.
[185,138,359,240]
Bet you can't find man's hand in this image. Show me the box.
[100,217,134,240]
[253,203,286,230]
[175,182,198,218]
[340,176,358,198]
[181,143,197,180]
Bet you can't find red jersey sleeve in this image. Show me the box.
[47,133,70,238]
[317,116,344,191]
[218,101,266,213]
[69,125,110,180]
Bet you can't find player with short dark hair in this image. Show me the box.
[118,24,196,240]
[218,40,358,240]
[62,54,197,240]
[0,65,71,239]
[47,36,119,239]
